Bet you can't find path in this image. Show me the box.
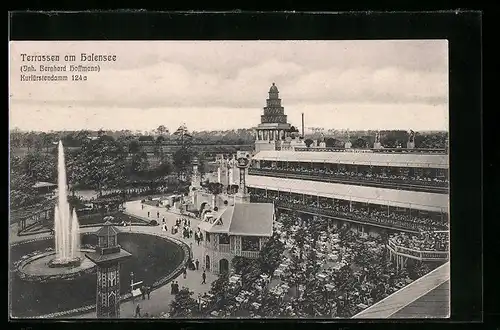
[11,200,218,319]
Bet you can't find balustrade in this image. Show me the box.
[247,168,448,193]
[218,244,230,253]
[387,239,448,261]
[252,196,438,232]
[240,250,260,258]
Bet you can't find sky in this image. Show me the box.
[9,40,449,132]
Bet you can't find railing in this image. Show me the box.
[252,196,446,233]
[387,239,449,261]
[218,244,231,253]
[248,168,448,193]
[240,250,260,258]
[292,147,447,154]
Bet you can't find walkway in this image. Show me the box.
[11,200,218,319]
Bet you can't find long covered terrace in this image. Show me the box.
[250,151,448,193]
[248,186,448,233]
[246,175,448,213]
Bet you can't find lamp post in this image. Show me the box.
[226,161,231,194]
[130,271,134,293]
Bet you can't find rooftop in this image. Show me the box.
[353,262,450,319]
[198,202,274,237]
[253,150,449,169]
[94,220,121,237]
[32,181,57,188]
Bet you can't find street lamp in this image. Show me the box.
[226,161,231,194]
[130,272,134,293]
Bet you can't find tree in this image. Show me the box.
[294,226,308,261]
[156,125,168,136]
[231,256,251,274]
[240,258,262,287]
[169,287,199,318]
[206,182,223,208]
[130,151,150,174]
[304,138,314,148]
[258,233,285,276]
[75,136,127,197]
[10,152,40,209]
[352,138,367,149]
[128,140,141,155]
[173,148,192,180]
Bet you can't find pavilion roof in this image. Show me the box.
[32,181,57,188]
[199,202,274,237]
[253,150,449,169]
[94,221,121,237]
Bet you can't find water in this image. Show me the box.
[53,141,80,263]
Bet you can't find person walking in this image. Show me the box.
[135,304,141,318]
[141,286,146,300]
[202,271,206,284]
[157,211,160,218]
[183,267,187,279]
[170,281,175,294]
[147,286,151,300]
[195,259,200,270]
[162,217,165,224]
[147,211,150,217]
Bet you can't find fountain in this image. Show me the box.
[48,141,82,268]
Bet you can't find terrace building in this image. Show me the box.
[197,201,274,274]
[247,84,449,237]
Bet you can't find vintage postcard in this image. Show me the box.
[9,40,450,319]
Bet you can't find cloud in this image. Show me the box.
[10,60,447,108]
[9,40,448,131]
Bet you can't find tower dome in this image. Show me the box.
[269,82,279,93]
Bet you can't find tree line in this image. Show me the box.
[9,129,205,210]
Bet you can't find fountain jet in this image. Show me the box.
[51,141,81,266]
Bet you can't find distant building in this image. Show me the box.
[32,181,57,195]
[197,202,274,274]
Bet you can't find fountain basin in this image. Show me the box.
[17,249,96,282]
[48,257,82,268]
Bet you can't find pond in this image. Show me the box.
[10,232,185,318]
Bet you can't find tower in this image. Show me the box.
[344,129,352,149]
[191,157,201,190]
[254,83,292,153]
[373,130,382,149]
[407,129,416,149]
[234,155,251,204]
[85,221,132,318]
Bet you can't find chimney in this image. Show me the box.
[301,113,305,138]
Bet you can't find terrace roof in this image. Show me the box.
[253,150,448,169]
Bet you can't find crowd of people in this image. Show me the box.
[195,212,443,318]
[250,190,449,232]
[258,163,449,187]
[389,231,449,252]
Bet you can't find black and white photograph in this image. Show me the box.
[9,40,450,319]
